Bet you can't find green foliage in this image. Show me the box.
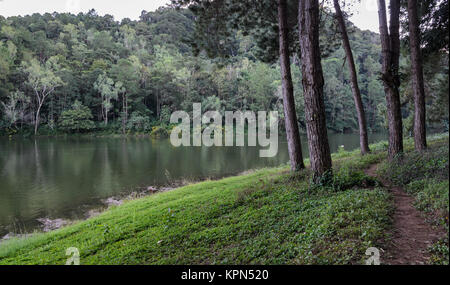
[429,238,449,265]
[0,8,365,135]
[150,126,169,139]
[400,0,449,57]
[22,57,64,95]
[309,165,378,193]
[406,179,449,220]
[378,141,449,186]
[0,91,29,127]
[126,111,151,132]
[93,72,121,124]
[59,100,95,133]
[332,169,378,192]
[159,106,171,125]
[407,178,449,265]
[0,7,447,136]
[308,146,386,192]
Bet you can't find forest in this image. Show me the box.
[1,3,447,138]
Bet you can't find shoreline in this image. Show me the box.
[0,127,400,140]
[0,168,261,243]
[0,183,182,243]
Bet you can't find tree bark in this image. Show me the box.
[34,103,42,135]
[298,0,332,180]
[333,0,370,155]
[408,0,427,151]
[122,92,128,134]
[377,0,403,159]
[278,0,305,171]
[33,90,47,135]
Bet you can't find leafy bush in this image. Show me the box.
[150,126,169,138]
[36,125,58,136]
[95,120,122,134]
[126,111,151,132]
[59,100,95,133]
[332,169,378,191]
[159,106,171,125]
[310,168,378,192]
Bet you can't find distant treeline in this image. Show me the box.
[0,7,447,136]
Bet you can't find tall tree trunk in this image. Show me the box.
[333,0,370,155]
[34,105,41,135]
[34,97,44,135]
[408,0,427,151]
[298,0,332,180]
[122,93,128,134]
[278,0,305,171]
[377,0,403,159]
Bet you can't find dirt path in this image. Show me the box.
[365,164,445,265]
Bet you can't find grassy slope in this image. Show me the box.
[0,134,447,265]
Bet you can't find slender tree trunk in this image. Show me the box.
[408,0,427,151]
[278,0,305,171]
[122,93,128,134]
[377,0,403,159]
[333,0,370,155]
[34,109,40,135]
[157,92,160,120]
[298,0,332,180]
[34,101,43,135]
[125,95,128,122]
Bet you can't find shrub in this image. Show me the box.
[150,126,169,138]
[126,111,151,132]
[310,168,378,192]
[59,100,95,133]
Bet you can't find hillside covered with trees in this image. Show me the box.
[1,6,446,137]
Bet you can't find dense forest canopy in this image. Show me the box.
[0,6,448,136]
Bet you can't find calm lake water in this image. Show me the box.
[0,133,386,236]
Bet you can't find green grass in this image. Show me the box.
[0,133,447,265]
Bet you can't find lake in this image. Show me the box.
[0,133,386,236]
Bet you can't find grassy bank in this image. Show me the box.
[0,134,447,265]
